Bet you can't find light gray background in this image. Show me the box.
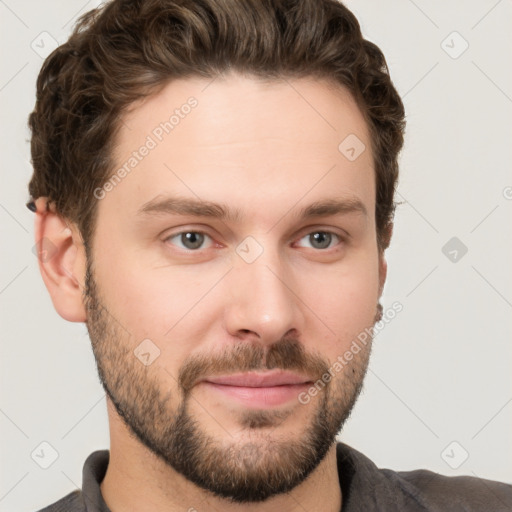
[1,1,511,510]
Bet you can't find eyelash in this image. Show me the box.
[163,228,346,252]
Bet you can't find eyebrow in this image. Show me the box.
[137,194,368,222]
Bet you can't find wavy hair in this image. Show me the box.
[27,0,405,252]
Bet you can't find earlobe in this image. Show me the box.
[33,198,87,322]
[378,255,388,298]
[378,222,392,297]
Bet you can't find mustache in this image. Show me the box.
[178,337,329,394]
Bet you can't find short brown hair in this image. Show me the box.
[27,0,405,252]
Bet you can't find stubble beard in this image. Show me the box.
[83,259,373,503]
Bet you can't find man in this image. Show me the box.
[27,0,511,510]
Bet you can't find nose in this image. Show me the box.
[223,249,304,344]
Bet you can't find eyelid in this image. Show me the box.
[293,229,345,250]
[162,227,218,251]
[162,225,348,252]
[292,223,349,242]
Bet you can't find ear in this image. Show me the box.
[378,222,393,297]
[378,252,388,298]
[33,198,87,322]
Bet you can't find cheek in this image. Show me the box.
[297,255,380,352]
[94,250,226,374]
[300,256,379,320]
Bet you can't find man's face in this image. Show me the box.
[85,73,385,502]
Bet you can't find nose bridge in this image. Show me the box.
[224,242,302,342]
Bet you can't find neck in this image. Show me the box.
[100,402,342,512]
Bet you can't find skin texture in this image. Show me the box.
[35,72,388,512]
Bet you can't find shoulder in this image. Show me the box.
[34,450,109,512]
[336,443,512,512]
[35,489,85,512]
[391,467,512,511]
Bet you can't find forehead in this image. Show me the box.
[100,73,375,228]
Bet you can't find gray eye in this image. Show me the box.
[310,232,332,249]
[300,231,337,250]
[167,231,212,250]
[180,232,205,250]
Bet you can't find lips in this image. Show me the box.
[203,370,313,387]
[198,371,315,408]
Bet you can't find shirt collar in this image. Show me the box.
[81,450,111,512]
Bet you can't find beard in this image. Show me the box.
[84,258,374,503]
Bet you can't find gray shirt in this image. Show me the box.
[36,443,512,511]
